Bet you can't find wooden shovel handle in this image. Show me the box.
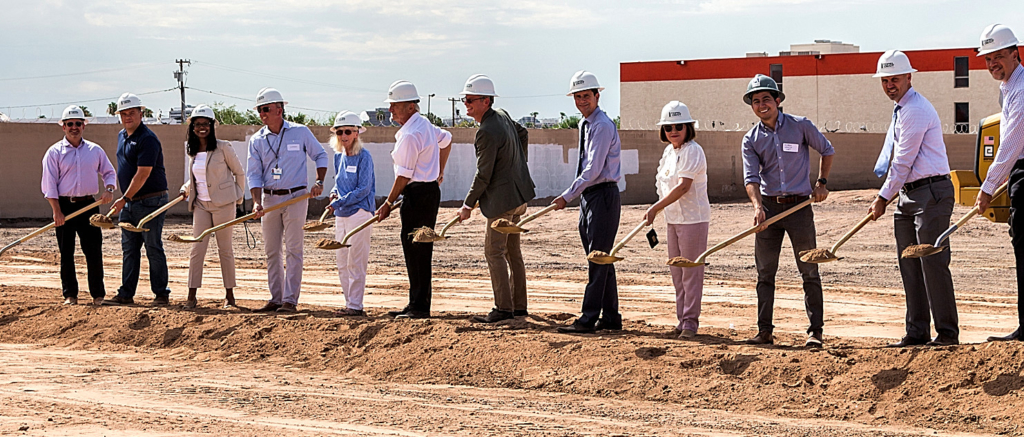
[1,199,104,256]
[318,207,331,223]
[608,220,649,257]
[339,199,402,246]
[134,195,185,229]
[829,197,895,254]
[696,198,813,264]
[954,181,1009,229]
[517,204,558,227]
[194,193,312,241]
[438,202,476,237]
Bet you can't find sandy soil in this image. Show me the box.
[1,189,1022,436]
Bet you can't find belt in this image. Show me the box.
[583,181,617,195]
[263,186,306,196]
[60,195,95,203]
[902,174,950,192]
[405,181,438,189]
[764,194,807,204]
[130,190,167,201]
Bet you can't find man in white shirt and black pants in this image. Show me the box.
[868,50,958,347]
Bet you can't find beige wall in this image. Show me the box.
[0,122,977,218]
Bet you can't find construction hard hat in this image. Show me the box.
[60,105,87,124]
[189,104,216,121]
[255,87,287,108]
[742,74,785,105]
[116,93,144,113]
[656,101,696,125]
[459,74,499,97]
[385,80,420,103]
[978,24,1019,56]
[331,110,367,133]
[567,70,604,95]
[873,50,918,77]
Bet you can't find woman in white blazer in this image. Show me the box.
[179,104,245,309]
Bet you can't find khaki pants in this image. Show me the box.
[484,203,528,312]
[188,200,237,289]
[262,190,308,305]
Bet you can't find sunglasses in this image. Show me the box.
[662,123,689,132]
[258,106,275,114]
[193,121,212,128]
[460,96,486,104]
[335,129,357,136]
[64,121,83,127]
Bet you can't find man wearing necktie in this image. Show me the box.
[868,50,957,347]
[552,70,622,334]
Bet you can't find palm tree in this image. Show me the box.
[107,102,117,116]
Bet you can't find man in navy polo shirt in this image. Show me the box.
[102,93,171,306]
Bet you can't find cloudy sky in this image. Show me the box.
[1,0,1021,122]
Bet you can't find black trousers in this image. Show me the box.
[577,183,621,326]
[1009,159,1024,333]
[55,197,105,299]
[400,181,440,312]
[754,198,823,335]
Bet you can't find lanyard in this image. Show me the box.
[264,125,288,169]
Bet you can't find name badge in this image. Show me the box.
[287,143,301,152]
[346,165,358,173]
[782,143,800,153]
[272,167,283,180]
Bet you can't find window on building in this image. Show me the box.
[954,57,969,88]
[955,102,970,134]
[770,63,783,93]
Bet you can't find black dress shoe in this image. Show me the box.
[101,295,135,306]
[595,319,622,331]
[513,310,529,317]
[473,310,514,323]
[557,320,595,334]
[395,310,430,319]
[745,331,774,345]
[254,302,282,312]
[987,327,1022,342]
[927,335,959,347]
[152,296,170,306]
[388,306,412,317]
[887,336,930,348]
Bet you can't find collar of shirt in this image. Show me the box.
[122,122,151,141]
[396,112,426,138]
[583,106,605,125]
[896,87,918,108]
[60,136,87,150]
[756,111,787,134]
[1003,63,1024,93]
[255,119,297,139]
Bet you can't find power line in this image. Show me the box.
[0,62,165,82]
[192,60,380,93]
[187,87,336,113]
[4,88,178,109]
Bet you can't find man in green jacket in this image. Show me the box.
[456,74,537,323]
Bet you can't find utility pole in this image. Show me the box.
[174,59,191,123]
[427,93,436,118]
[448,97,459,127]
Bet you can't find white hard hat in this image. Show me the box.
[255,87,287,108]
[873,50,917,77]
[385,80,419,103]
[60,105,87,124]
[189,104,216,121]
[567,70,604,95]
[331,110,367,133]
[978,24,1019,56]
[459,74,499,97]
[116,93,144,113]
[656,101,696,125]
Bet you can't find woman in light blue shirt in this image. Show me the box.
[326,111,375,316]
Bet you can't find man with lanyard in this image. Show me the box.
[455,74,537,323]
[974,24,1024,342]
[103,93,171,306]
[868,51,959,347]
[41,105,116,305]
[741,74,834,348]
[377,80,452,319]
[247,87,328,313]
[553,70,623,334]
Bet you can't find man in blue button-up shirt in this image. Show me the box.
[740,75,834,347]
[246,88,328,313]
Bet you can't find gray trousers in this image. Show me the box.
[754,198,823,334]
[894,178,958,339]
[261,190,308,305]
[484,203,528,312]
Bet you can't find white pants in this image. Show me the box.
[261,190,308,305]
[335,209,373,310]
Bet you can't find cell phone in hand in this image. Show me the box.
[646,228,659,249]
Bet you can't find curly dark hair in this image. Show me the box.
[186,117,218,157]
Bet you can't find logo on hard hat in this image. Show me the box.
[983,38,995,46]
[881,62,895,68]
[669,112,681,117]
[573,80,585,86]
[120,99,131,105]
[466,84,473,88]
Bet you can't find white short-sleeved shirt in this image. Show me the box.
[391,112,452,182]
[655,141,710,224]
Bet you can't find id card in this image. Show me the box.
[782,143,800,153]
[346,165,358,173]
[272,167,283,180]
[287,143,301,152]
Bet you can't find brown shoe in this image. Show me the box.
[101,295,135,306]
[745,331,774,345]
[152,296,170,306]
[276,303,297,313]
[63,297,78,305]
[805,332,823,348]
[254,302,282,312]
[92,297,104,306]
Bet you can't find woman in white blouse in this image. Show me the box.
[643,101,710,339]
[178,104,245,309]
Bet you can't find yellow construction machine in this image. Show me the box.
[950,113,1011,222]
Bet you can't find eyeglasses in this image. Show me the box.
[258,106,275,114]
[335,129,356,136]
[460,96,486,104]
[63,121,83,127]
[662,123,688,132]
[193,121,211,128]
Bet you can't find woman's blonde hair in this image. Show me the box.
[330,129,363,155]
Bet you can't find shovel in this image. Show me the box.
[491,204,558,234]
[799,197,896,264]
[412,203,477,243]
[89,208,119,229]
[587,219,651,264]
[902,182,1009,259]
[119,196,185,232]
[303,208,333,232]
[168,193,312,243]
[316,199,403,250]
[2,199,104,257]
[669,198,814,268]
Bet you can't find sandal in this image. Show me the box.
[334,308,365,317]
[183,300,198,310]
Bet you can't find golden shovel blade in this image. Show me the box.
[901,244,945,259]
[411,227,447,243]
[118,222,148,232]
[666,256,705,268]
[315,238,345,250]
[89,214,116,229]
[302,222,331,232]
[490,218,526,234]
[798,248,840,264]
[586,250,622,265]
[167,234,200,243]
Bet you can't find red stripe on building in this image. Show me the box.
[621,47,992,82]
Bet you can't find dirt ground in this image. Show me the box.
[1,189,1022,436]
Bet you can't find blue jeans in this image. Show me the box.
[117,193,170,299]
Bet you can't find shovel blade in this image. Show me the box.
[588,255,622,264]
[666,257,706,268]
[491,226,526,234]
[799,248,839,264]
[118,223,146,232]
[901,244,946,259]
[302,222,331,232]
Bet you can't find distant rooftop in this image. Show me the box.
[746,39,860,57]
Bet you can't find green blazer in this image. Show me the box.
[464,108,536,218]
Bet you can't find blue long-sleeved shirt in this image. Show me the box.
[560,106,621,201]
[742,112,835,197]
[246,120,328,191]
[329,148,375,217]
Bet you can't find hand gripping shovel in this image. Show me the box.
[412,203,477,243]
[799,197,895,264]
[168,193,312,243]
[316,199,402,250]
[902,182,1009,259]
[587,219,651,264]
[303,208,333,232]
[89,208,119,229]
[119,196,185,232]
[669,198,814,268]
[2,199,104,257]
[490,204,558,234]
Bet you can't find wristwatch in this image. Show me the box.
[314,180,324,186]
[106,187,115,193]
[817,178,828,186]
